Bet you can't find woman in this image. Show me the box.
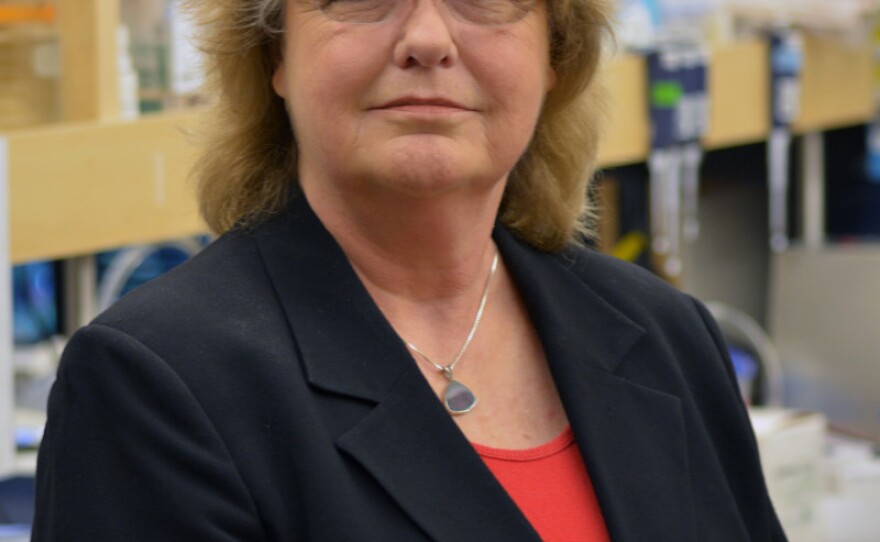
[33,0,785,540]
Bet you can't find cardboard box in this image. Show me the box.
[750,408,827,542]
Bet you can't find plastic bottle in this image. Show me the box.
[118,25,140,120]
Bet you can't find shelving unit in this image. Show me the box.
[2,35,873,263]
[0,1,877,477]
[1,0,135,477]
[7,111,203,264]
[1,134,12,475]
[598,34,875,167]
[56,0,120,123]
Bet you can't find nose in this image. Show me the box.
[392,0,459,68]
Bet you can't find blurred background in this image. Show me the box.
[1,0,879,540]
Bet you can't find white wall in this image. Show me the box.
[680,177,771,325]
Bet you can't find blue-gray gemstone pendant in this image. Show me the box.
[444,380,477,415]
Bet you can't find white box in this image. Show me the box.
[750,407,827,542]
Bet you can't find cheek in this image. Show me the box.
[284,40,390,169]
[482,51,550,132]
[471,26,553,111]
[465,36,551,167]
[285,53,349,136]
[287,43,387,139]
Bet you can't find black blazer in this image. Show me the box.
[33,197,785,541]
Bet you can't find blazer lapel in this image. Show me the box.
[255,197,540,542]
[495,229,694,542]
[335,371,540,542]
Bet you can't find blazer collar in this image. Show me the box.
[492,227,646,374]
[255,196,648,399]
[255,196,692,541]
[495,230,695,542]
[253,195,398,403]
[495,229,694,540]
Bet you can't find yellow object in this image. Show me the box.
[611,232,648,263]
[0,6,55,25]
[873,19,880,89]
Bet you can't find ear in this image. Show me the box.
[272,58,288,99]
[546,65,557,92]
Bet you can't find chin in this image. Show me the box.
[369,144,497,198]
[389,163,459,196]
[380,162,502,201]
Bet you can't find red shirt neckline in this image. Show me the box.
[471,426,575,462]
[470,425,611,541]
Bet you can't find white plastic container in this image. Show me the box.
[750,408,827,542]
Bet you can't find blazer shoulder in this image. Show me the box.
[554,244,695,315]
[91,229,280,347]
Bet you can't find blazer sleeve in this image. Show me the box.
[690,297,788,541]
[32,324,266,542]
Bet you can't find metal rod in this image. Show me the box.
[62,256,97,335]
[0,138,15,476]
[801,132,826,249]
[768,128,792,253]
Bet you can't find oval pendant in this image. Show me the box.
[444,380,477,415]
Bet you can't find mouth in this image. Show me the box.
[371,97,475,112]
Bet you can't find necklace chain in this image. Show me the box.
[405,249,499,380]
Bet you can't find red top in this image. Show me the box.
[472,427,611,542]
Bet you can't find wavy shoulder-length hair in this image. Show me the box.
[184,0,614,251]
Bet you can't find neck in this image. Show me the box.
[302,179,504,304]
[301,175,506,364]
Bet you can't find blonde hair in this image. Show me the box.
[185,0,614,251]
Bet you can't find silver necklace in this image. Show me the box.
[405,250,499,415]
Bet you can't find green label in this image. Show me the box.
[651,81,683,108]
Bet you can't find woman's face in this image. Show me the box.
[273,0,556,201]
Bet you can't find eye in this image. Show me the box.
[317,0,397,23]
[447,0,535,25]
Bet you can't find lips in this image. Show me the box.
[372,97,474,111]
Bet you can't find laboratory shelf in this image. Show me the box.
[599,34,874,166]
[3,110,203,264]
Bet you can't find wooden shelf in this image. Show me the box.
[5,111,204,264]
[704,39,770,149]
[599,53,651,166]
[794,34,874,133]
[598,35,874,167]
[57,0,120,122]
